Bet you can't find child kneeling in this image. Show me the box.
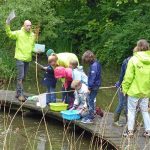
[71,80,89,117]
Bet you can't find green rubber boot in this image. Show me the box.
[114,113,120,122]
[113,113,123,127]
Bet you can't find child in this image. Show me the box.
[69,60,88,85]
[54,66,74,108]
[70,80,88,117]
[122,39,150,137]
[42,56,57,104]
[81,50,101,123]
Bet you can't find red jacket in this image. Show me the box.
[54,67,72,89]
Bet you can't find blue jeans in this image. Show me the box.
[115,88,127,115]
[46,86,56,104]
[87,89,98,119]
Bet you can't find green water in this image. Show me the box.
[0,61,120,150]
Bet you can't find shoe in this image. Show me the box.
[96,107,104,117]
[81,118,93,124]
[113,121,123,127]
[143,131,150,137]
[123,130,134,138]
[18,96,26,102]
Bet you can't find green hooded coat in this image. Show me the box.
[6,25,35,62]
[122,51,150,98]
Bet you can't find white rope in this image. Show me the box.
[36,86,116,95]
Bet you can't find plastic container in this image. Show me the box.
[49,103,68,112]
[34,44,45,53]
[61,110,81,120]
[37,94,46,108]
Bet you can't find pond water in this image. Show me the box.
[0,61,120,150]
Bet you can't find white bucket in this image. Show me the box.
[37,94,46,108]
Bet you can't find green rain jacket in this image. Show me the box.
[122,51,150,98]
[6,25,35,62]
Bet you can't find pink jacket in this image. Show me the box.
[54,67,72,89]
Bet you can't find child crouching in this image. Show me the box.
[54,66,74,108]
[70,80,89,117]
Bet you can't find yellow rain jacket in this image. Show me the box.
[56,52,79,68]
[122,51,150,98]
[6,25,35,62]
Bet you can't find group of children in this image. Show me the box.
[41,50,102,124]
[41,39,150,137]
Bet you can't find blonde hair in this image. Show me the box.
[48,55,56,63]
[136,39,149,51]
[70,59,78,68]
[82,50,95,63]
[133,46,138,52]
[71,80,81,89]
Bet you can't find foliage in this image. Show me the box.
[0,0,62,79]
[1,0,150,79]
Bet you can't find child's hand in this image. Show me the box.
[43,67,48,70]
[87,89,91,94]
[79,109,83,114]
[79,107,85,114]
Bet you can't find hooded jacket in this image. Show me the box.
[6,25,35,62]
[122,51,150,98]
[88,60,101,90]
[56,53,79,68]
[72,66,88,85]
[54,67,72,89]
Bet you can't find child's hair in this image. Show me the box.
[82,50,95,63]
[71,80,81,89]
[136,39,149,51]
[133,46,138,52]
[70,60,78,69]
[48,55,57,63]
[51,53,58,60]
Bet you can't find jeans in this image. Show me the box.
[115,88,127,115]
[128,96,150,131]
[46,86,56,104]
[87,89,98,119]
[16,60,29,96]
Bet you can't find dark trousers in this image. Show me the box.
[16,60,29,96]
[62,85,74,108]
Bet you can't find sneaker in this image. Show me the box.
[81,118,93,124]
[96,107,104,117]
[143,131,150,137]
[18,95,26,102]
[123,130,134,138]
[113,121,123,127]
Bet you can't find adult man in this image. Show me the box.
[6,19,35,101]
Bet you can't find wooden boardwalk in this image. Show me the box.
[0,90,150,150]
